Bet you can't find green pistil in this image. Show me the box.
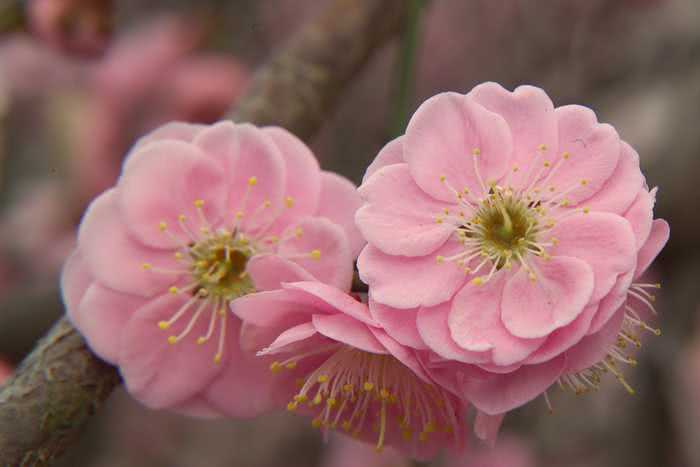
[190,233,255,300]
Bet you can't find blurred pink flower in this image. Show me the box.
[232,281,468,459]
[28,0,113,56]
[321,435,409,467]
[447,436,535,467]
[61,121,362,417]
[356,83,668,416]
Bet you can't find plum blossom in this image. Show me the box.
[231,282,468,458]
[356,82,668,415]
[61,120,363,416]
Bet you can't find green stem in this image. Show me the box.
[390,0,425,136]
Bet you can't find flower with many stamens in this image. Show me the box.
[61,120,364,416]
[231,282,469,458]
[355,83,669,417]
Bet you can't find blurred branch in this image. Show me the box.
[0,0,408,465]
[0,0,25,35]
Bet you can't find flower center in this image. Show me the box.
[268,345,460,452]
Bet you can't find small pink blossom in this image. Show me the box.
[61,121,364,416]
[231,282,469,459]
[356,83,669,415]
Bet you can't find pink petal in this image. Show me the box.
[316,171,365,258]
[312,314,386,354]
[277,217,353,291]
[502,256,594,338]
[356,163,455,256]
[61,250,94,323]
[460,356,565,415]
[230,289,316,328]
[369,299,427,350]
[78,190,182,297]
[369,328,431,383]
[362,136,405,183]
[587,270,634,335]
[565,308,624,373]
[283,282,377,326]
[468,83,558,189]
[123,121,207,173]
[474,411,505,447]
[584,142,644,214]
[119,293,226,409]
[404,92,512,202]
[416,303,491,364]
[549,212,637,303]
[194,122,285,231]
[635,219,669,278]
[77,283,146,364]
[449,274,545,366]
[524,304,598,365]
[239,321,290,354]
[545,105,620,205]
[262,126,321,233]
[117,140,227,249]
[258,321,317,355]
[247,254,316,291]
[357,242,466,309]
[624,187,656,249]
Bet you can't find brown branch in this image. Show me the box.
[0,0,407,465]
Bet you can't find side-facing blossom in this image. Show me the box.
[61,120,364,417]
[231,282,469,459]
[356,82,669,416]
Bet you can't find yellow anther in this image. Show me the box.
[471,277,484,286]
[543,161,551,168]
[583,207,590,214]
[200,227,210,234]
[294,394,308,403]
[142,263,152,270]
[472,148,481,156]
[285,361,297,369]
[580,179,588,186]
[443,207,449,215]
[248,176,258,186]
[178,214,186,222]
[418,432,428,442]
[363,381,375,392]
[313,394,323,405]
[402,429,413,441]
[196,337,206,345]
[270,361,283,374]
[326,398,337,408]
[439,175,446,183]
[287,402,298,411]
[512,165,519,172]
[436,255,445,264]
[342,421,352,432]
[158,221,168,232]
[194,199,205,208]
[435,217,443,224]
[562,151,571,160]
[538,144,548,152]
[295,227,303,238]
[168,286,179,294]
[235,211,244,219]
[549,186,556,192]
[174,252,183,260]
[379,388,390,400]
[157,321,170,330]
[263,199,272,208]
[213,353,222,364]
[310,249,321,261]
[311,418,322,429]
[528,272,537,282]
[317,375,329,383]
[167,336,177,345]
[285,196,294,208]
[342,384,354,393]
[424,422,436,433]
[268,235,279,244]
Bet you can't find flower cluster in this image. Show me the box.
[61,83,669,458]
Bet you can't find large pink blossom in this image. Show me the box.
[356,83,669,415]
[61,120,363,417]
[231,282,469,459]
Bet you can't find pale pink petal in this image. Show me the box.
[369,299,427,350]
[524,304,598,365]
[247,254,315,291]
[545,105,620,205]
[312,314,386,354]
[635,219,669,278]
[119,293,226,409]
[231,289,315,328]
[61,250,94,323]
[78,190,182,297]
[404,92,512,202]
[587,270,634,335]
[474,411,505,447]
[624,187,656,249]
[77,283,146,364]
[283,282,377,326]
[468,83,558,189]
[357,242,466,309]
[448,274,545,366]
[239,321,291,354]
[362,136,404,183]
[460,356,565,415]
[584,142,644,214]
[259,322,317,355]
[277,217,353,291]
[193,122,285,230]
[502,256,594,338]
[262,126,321,232]
[369,328,431,383]
[123,121,207,172]
[117,140,227,249]
[565,308,625,373]
[356,163,455,256]
[316,171,365,258]
[549,212,637,302]
[416,303,491,364]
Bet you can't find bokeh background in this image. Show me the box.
[0,0,698,466]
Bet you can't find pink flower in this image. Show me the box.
[231,282,469,458]
[356,83,669,415]
[321,436,409,467]
[61,121,364,416]
[446,436,535,467]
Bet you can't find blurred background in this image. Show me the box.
[0,0,698,466]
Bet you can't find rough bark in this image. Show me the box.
[0,0,407,464]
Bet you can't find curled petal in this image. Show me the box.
[312,314,386,354]
[584,142,644,214]
[635,219,670,278]
[369,299,427,350]
[247,254,315,291]
[123,122,207,173]
[61,250,94,323]
[363,136,405,183]
[624,187,656,249]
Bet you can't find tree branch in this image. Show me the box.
[0,0,407,465]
